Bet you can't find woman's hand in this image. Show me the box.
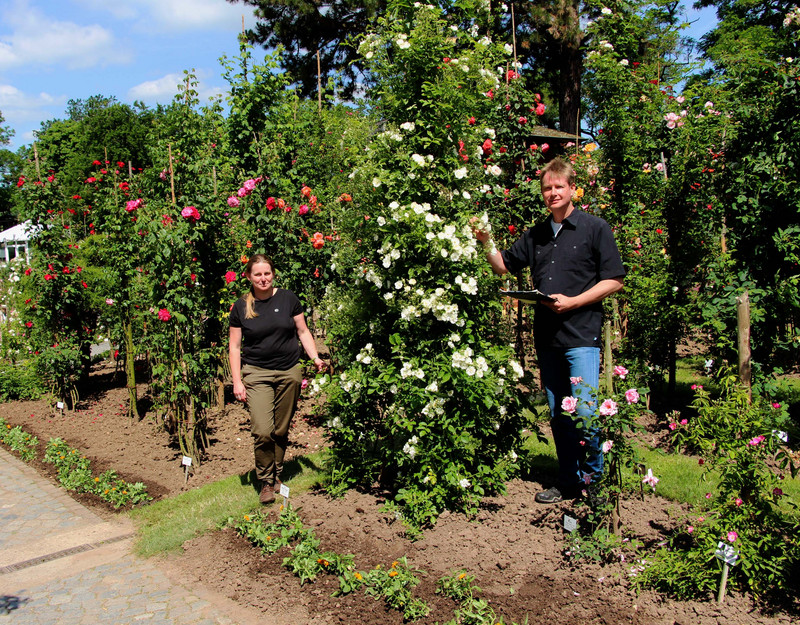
[313,357,327,373]
[233,380,247,402]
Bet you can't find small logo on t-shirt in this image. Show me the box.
[274,309,280,313]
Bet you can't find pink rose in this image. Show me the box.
[237,187,248,198]
[748,435,765,446]
[734,498,743,507]
[125,198,142,212]
[181,206,200,222]
[224,271,237,284]
[298,204,309,216]
[561,396,578,414]
[227,196,240,208]
[601,440,613,453]
[570,376,583,385]
[301,379,309,390]
[727,531,738,543]
[535,102,546,116]
[668,422,677,431]
[624,388,639,404]
[266,197,276,211]
[687,525,694,534]
[613,365,628,378]
[599,399,618,416]
[243,178,257,192]
[541,143,550,153]
[157,308,171,322]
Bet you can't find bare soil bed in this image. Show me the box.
[2,363,797,625]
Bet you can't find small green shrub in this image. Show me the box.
[0,362,46,401]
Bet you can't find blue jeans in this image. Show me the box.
[537,347,602,490]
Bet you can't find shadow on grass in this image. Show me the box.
[238,453,328,492]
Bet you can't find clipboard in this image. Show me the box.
[500,289,556,304]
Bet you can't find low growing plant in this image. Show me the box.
[0,417,39,461]
[43,438,151,508]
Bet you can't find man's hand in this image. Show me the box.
[542,294,578,314]
[469,215,491,244]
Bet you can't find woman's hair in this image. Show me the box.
[243,254,275,319]
[540,157,576,186]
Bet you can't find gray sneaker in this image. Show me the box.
[535,486,563,504]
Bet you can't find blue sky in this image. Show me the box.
[1,0,717,151]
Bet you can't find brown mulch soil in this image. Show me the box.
[1,361,797,625]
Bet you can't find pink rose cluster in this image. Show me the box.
[613,365,628,379]
[224,271,237,284]
[227,177,263,207]
[157,308,171,322]
[125,198,143,212]
[181,206,200,222]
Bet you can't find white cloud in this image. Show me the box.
[0,1,131,71]
[74,0,259,32]
[128,71,228,104]
[128,73,185,101]
[0,84,65,120]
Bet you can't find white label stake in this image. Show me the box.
[182,456,192,484]
[563,515,578,533]
[715,541,739,603]
[279,483,290,506]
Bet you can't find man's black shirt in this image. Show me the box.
[501,209,626,349]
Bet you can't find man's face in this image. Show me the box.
[541,173,575,213]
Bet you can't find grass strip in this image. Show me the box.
[130,450,329,557]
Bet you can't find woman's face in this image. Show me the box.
[246,262,274,293]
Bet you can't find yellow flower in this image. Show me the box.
[389,570,398,577]
[94,477,100,482]
[244,515,250,521]
[573,187,585,200]
[391,561,398,568]
[583,142,598,153]
[354,572,363,581]
[104,489,109,494]
[458,573,467,580]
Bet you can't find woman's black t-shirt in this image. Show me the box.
[229,289,303,370]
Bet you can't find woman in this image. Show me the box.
[229,254,326,504]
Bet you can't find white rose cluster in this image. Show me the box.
[451,346,489,377]
[400,361,425,380]
[454,273,478,295]
[395,33,411,49]
[339,371,362,394]
[309,374,330,397]
[403,435,419,459]
[355,343,374,365]
[508,359,525,380]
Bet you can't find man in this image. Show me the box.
[473,157,625,503]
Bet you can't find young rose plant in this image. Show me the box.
[635,372,799,600]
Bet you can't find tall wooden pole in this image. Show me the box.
[33,143,42,181]
[317,50,322,111]
[168,143,176,205]
[737,291,752,402]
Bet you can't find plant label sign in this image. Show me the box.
[181,456,192,467]
[773,430,788,443]
[279,483,290,501]
[563,515,578,533]
[56,401,64,410]
[715,542,739,566]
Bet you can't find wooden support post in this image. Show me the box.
[511,4,517,70]
[317,50,322,111]
[33,142,42,181]
[168,143,176,205]
[128,160,133,178]
[737,290,752,402]
[212,166,218,197]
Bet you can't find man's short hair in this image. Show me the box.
[540,157,576,186]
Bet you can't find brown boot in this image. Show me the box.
[259,483,275,504]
